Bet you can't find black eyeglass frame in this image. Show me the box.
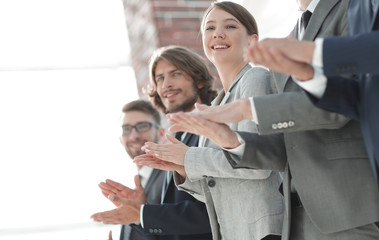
[121,121,160,135]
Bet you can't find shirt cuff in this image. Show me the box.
[221,132,245,158]
[140,204,145,228]
[313,38,324,67]
[293,66,327,98]
[249,97,259,125]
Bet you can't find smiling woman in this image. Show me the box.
[0,0,139,239]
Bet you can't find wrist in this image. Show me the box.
[176,168,187,179]
[294,64,314,81]
[242,98,252,120]
[222,136,240,149]
[305,42,315,62]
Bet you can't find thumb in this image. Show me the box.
[195,103,209,112]
[166,134,182,144]
[108,193,124,204]
[134,175,143,190]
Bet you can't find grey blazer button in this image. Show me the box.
[149,229,154,234]
[282,122,288,128]
[158,229,163,234]
[272,123,278,129]
[208,179,216,187]
[154,229,159,234]
[277,122,283,129]
[288,121,295,127]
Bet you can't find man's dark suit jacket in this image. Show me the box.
[314,0,379,186]
[135,133,212,240]
[120,168,166,240]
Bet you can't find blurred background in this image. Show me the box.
[0,0,300,239]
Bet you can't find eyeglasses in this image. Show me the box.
[122,121,160,135]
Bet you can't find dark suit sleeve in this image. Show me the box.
[323,30,379,75]
[308,75,361,121]
[142,198,211,235]
[308,31,379,122]
[129,224,158,240]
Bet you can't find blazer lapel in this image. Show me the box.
[371,0,379,29]
[303,0,340,41]
[278,0,339,92]
[161,171,173,201]
[161,133,199,198]
[182,133,199,147]
[275,25,299,92]
[145,169,163,203]
[201,65,251,147]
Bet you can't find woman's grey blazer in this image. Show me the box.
[174,65,285,240]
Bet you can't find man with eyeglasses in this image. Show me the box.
[93,100,166,240]
[92,46,217,240]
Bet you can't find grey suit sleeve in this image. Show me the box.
[184,67,287,178]
[184,146,274,180]
[173,172,206,202]
[226,131,287,171]
[254,76,351,135]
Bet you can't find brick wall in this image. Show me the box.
[122,0,220,99]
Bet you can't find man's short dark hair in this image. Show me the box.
[122,100,161,125]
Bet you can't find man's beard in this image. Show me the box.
[166,85,199,113]
[125,141,145,159]
[125,133,159,159]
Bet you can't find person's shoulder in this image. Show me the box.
[244,65,270,77]
[241,65,271,84]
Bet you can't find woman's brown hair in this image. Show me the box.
[201,1,259,37]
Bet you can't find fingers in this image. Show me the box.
[134,175,143,190]
[99,184,112,197]
[108,230,113,240]
[143,144,174,158]
[194,103,209,112]
[107,194,131,205]
[91,199,141,225]
[166,134,182,144]
[101,190,111,199]
[104,179,126,191]
[99,181,122,198]
[91,209,115,224]
[134,154,180,171]
[168,114,202,135]
[168,123,185,133]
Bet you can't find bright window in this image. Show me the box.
[0,0,138,239]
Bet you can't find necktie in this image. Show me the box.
[299,10,312,39]
[301,10,312,30]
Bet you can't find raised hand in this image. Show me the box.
[99,176,146,206]
[134,154,187,178]
[246,37,315,81]
[168,100,252,124]
[91,194,141,225]
[167,113,240,149]
[141,134,188,166]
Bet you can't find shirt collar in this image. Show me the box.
[306,0,320,13]
[138,166,153,187]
